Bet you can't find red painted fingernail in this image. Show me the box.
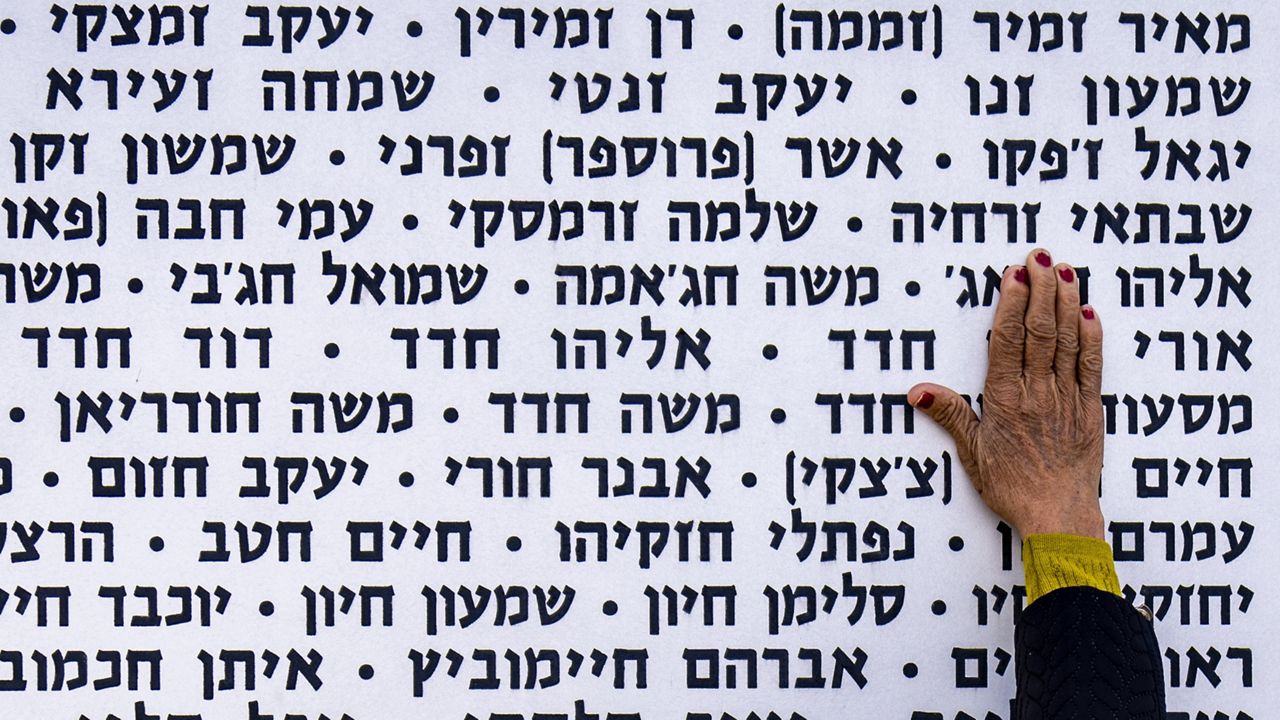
[1014,268,1028,284]
[1035,252,1052,267]
[1082,307,1095,320]
[916,392,934,409]
[1058,267,1074,282]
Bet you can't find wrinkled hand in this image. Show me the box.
[908,249,1105,539]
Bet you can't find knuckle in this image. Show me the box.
[984,375,1022,403]
[1025,316,1056,341]
[1078,350,1103,376]
[993,320,1026,344]
[1026,377,1056,402]
[987,363,1020,381]
[932,399,964,428]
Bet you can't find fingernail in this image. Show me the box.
[916,392,934,409]
[1082,307,1095,320]
[1014,267,1028,284]
[1058,267,1074,282]
[1035,251,1052,267]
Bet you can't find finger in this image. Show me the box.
[987,265,1029,390]
[1077,305,1103,400]
[1053,263,1081,395]
[1023,248,1057,379]
[909,382,980,458]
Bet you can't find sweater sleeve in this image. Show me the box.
[1022,533,1121,605]
[1014,586,1167,719]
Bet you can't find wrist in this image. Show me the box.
[1017,507,1105,540]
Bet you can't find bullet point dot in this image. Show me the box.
[324,343,340,359]
[935,153,952,169]
[399,471,415,488]
[901,89,917,106]
[506,536,522,552]
[358,664,375,680]
[9,407,24,423]
[402,214,419,231]
[602,600,618,616]
[741,472,757,488]
[149,536,165,552]
[727,24,743,40]
[903,662,919,678]
[846,216,863,233]
[514,279,530,295]
[484,86,501,103]
[771,408,786,424]
[443,407,459,423]
[949,536,965,552]
[259,600,275,617]
[931,600,947,616]
[0,19,15,35]
[406,21,423,37]
[329,150,345,166]
[762,344,778,360]
[128,278,144,294]
[905,281,921,297]
[43,471,59,488]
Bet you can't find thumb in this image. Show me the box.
[908,382,979,453]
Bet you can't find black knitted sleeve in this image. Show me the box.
[1014,586,1167,720]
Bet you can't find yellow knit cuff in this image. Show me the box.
[1022,533,1122,605]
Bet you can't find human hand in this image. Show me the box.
[908,249,1105,539]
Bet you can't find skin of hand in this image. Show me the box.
[908,248,1106,539]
